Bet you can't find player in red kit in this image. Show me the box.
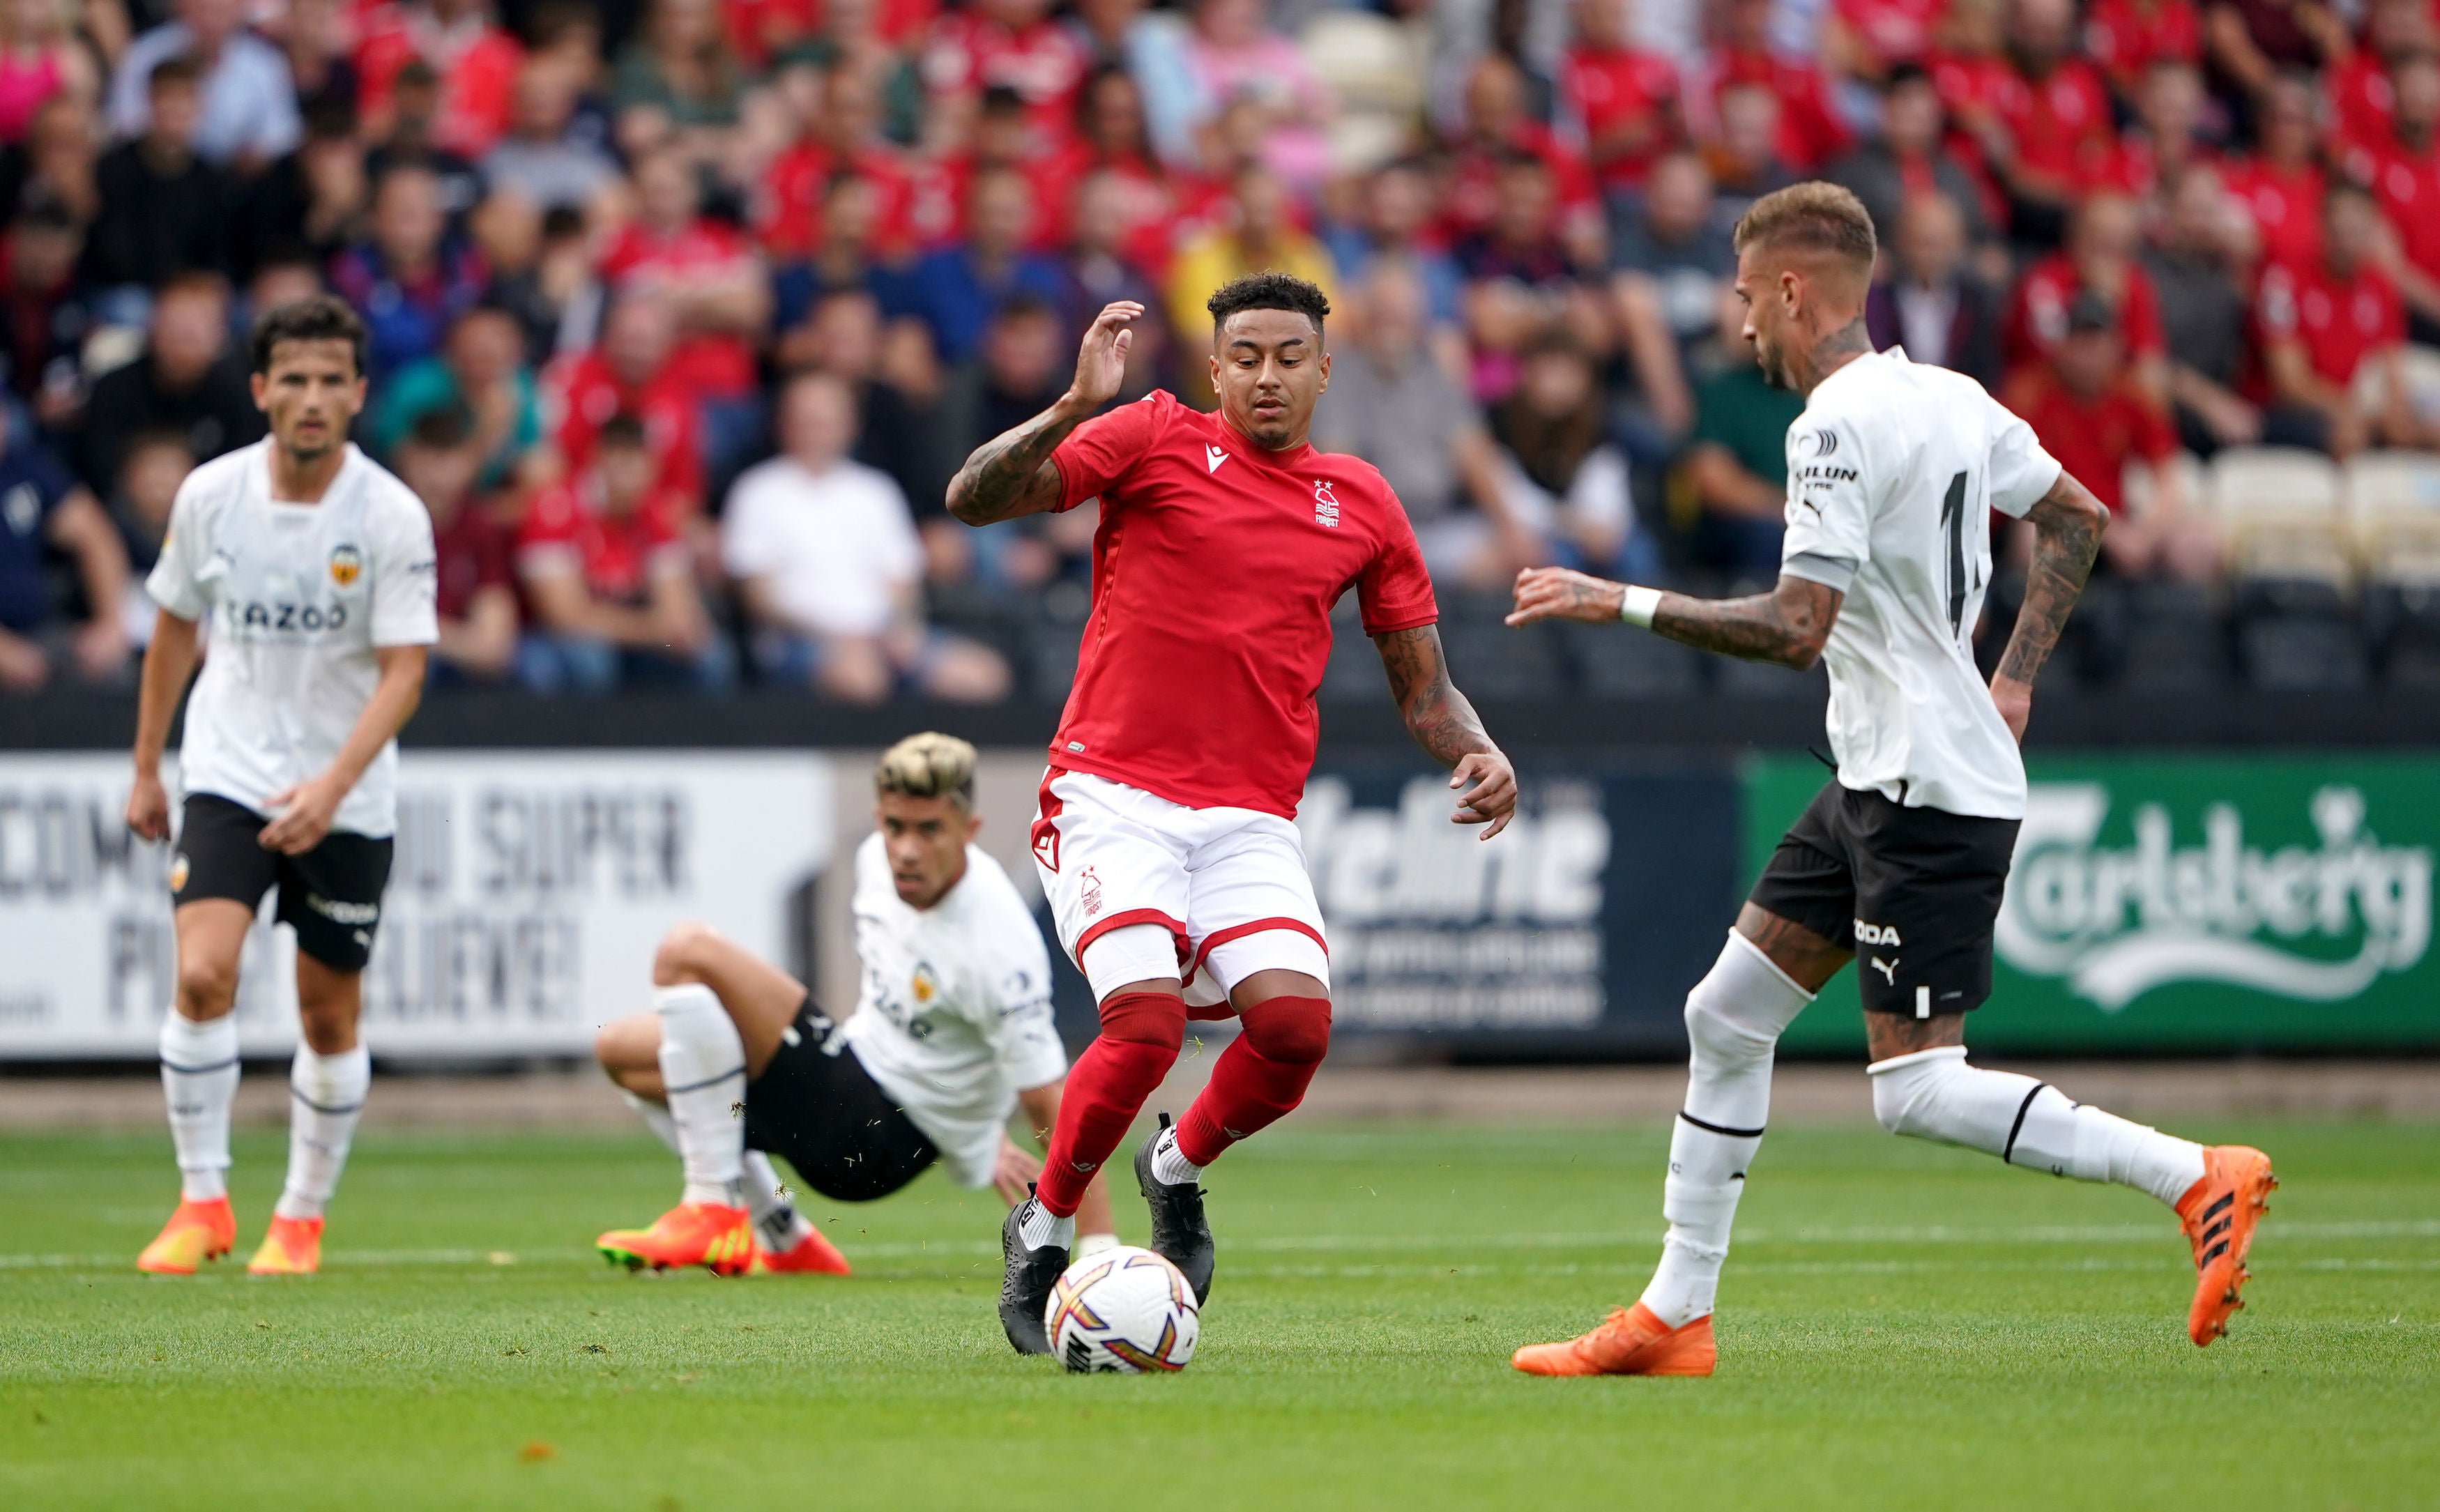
[947,274,1519,1355]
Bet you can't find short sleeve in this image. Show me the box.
[144,477,211,621]
[369,492,440,648]
[718,474,781,579]
[1357,492,1438,634]
[1781,413,1875,567]
[867,473,922,581]
[1983,392,2064,519]
[1049,393,1168,512]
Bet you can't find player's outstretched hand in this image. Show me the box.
[1506,566,1628,626]
[993,1134,1045,1207]
[1067,301,1142,413]
[1450,750,1518,841]
[259,774,344,855]
[125,768,170,843]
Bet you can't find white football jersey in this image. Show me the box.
[146,441,439,839]
[1779,348,2062,820]
[839,834,1067,1189]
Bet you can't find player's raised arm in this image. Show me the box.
[1372,625,1518,840]
[1988,468,2107,742]
[1507,567,1845,670]
[944,300,1141,526]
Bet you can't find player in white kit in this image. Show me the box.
[126,298,439,1276]
[1504,183,2276,1375]
[590,734,1114,1275]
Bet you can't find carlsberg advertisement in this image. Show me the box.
[1750,754,2440,1053]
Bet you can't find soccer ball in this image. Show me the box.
[1044,1245,1200,1373]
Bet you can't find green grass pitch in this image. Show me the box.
[2,1118,2435,1511]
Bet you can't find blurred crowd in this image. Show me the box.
[2,0,2439,701]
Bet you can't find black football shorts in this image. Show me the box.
[170,793,395,973]
[742,996,940,1202]
[1746,780,2021,1018]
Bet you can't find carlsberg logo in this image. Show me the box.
[1997,784,2432,1011]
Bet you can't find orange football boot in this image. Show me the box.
[1511,1303,1717,1377]
[136,1196,236,1275]
[746,1225,853,1276]
[2176,1145,2277,1347]
[247,1214,324,1275]
[597,1202,753,1276]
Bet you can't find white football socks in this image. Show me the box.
[1148,1124,1202,1186]
[742,1149,813,1250]
[1016,1198,1074,1251]
[1868,1046,2206,1207]
[160,1011,241,1202]
[1638,933,1813,1329]
[273,1042,370,1221]
[656,984,747,1208]
[618,1087,683,1155]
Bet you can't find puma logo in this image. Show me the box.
[1870,956,1899,986]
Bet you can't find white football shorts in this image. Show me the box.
[1030,767,1329,1008]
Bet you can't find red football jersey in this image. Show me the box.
[2082,0,2202,89]
[599,220,761,398]
[2008,253,2167,366]
[1557,45,1682,190]
[1991,59,2115,187]
[2358,141,2440,282]
[2220,158,2326,270]
[2257,257,2405,385]
[1045,390,1438,818]
[541,350,705,506]
[516,481,690,606]
[2006,369,2177,514]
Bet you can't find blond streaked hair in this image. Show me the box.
[1732,181,1878,273]
[875,733,978,808]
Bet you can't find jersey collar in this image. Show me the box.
[1211,411,1316,472]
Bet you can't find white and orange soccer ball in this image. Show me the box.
[1044,1245,1200,1373]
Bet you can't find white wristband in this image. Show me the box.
[1618,585,1663,629]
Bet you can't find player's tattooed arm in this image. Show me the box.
[1373,625,1518,839]
[945,300,1143,526]
[1507,567,1843,669]
[1990,468,2108,741]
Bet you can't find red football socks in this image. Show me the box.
[1176,995,1332,1168]
[1035,990,1184,1216]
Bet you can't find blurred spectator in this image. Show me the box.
[238,103,368,283]
[515,413,731,693]
[2091,57,2211,201]
[772,174,892,346]
[1828,63,1994,254]
[0,416,128,690]
[79,273,261,494]
[2005,291,2217,580]
[2331,0,2434,159]
[887,164,1065,363]
[275,0,358,124]
[356,0,524,160]
[1179,0,1332,188]
[1865,190,2004,391]
[1166,164,1336,395]
[1824,0,1944,83]
[2351,50,2440,344]
[1558,0,1682,196]
[104,429,191,644]
[2006,192,2167,395]
[1321,158,1465,335]
[2204,0,2348,102]
[758,61,922,264]
[1609,151,1732,438]
[726,370,1009,701]
[1685,292,1803,579]
[1688,0,1850,173]
[544,290,703,502]
[1043,64,1216,275]
[395,404,517,682]
[0,93,99,227]
[372,303,538,487]
[2145,165,2266,453]
[2220,71,2327,270]
[2256,181,2431,455]
[1056,168,1171,396]
[1065,0,1200,170]
[613,0,748,160]
[0,199,91,425]
[496,203,604,365]
[330,162,489,385]
[1442,53,1598,247]
[87,56,233,300]
[2084,0,2206,100]
[1313,259,1514,584]
[0,0,98,146]
[1489,332,1644,576]
[1702,79,1799,213]
[364,59,487,219]
[921,0,1090,152]
[107,0,303,170]
[1457,150,1616,397]
[1980,0,2113,247]
[789,288,952,538]
[483,56,623,213]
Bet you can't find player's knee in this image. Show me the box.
[1684,996,1774,1074]
[652,921,719,985]
[1240,995,1331,1064]
[174,957,238,1016]
[1869,1049,1962,1138]
[1097,988,1185,1055]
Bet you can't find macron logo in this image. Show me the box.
[1205,445,1228,474]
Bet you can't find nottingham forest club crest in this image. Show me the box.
[1313,480,1340,528]
[328,544,364,588]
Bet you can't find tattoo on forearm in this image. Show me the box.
[1996,482,2104,687]
[1374,626,1495,767]
[946,403,1082,525]
[1651,579,1843,668]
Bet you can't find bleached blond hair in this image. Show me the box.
[875,732,978,808]
[1732,181,1878,273]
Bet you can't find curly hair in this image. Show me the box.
[1206,272,1330,334]
[249,296,369,379]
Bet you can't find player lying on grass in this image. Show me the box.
[592,734,1113,1275]
[1505,182,2275,1376]
[947,274,1518,1354]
